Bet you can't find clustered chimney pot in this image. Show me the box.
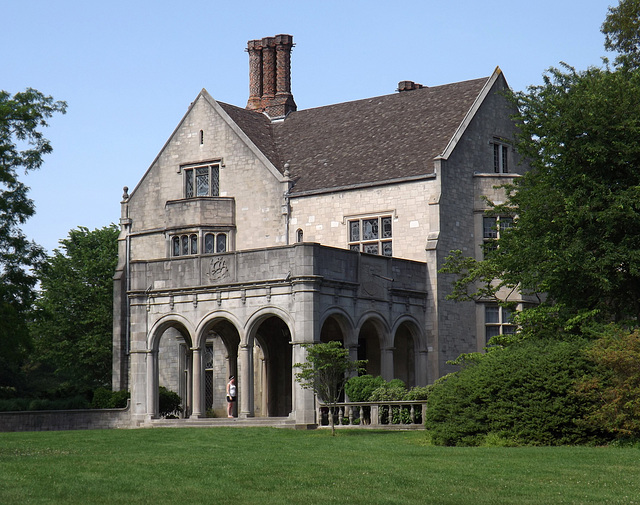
[397,80,425,92]
[246,34,297,118]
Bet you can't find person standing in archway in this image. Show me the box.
[226,376,237,418]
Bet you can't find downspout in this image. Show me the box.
[120,186,132,389]
[283,162,292,245]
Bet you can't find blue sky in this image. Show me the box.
[4,0,613,253]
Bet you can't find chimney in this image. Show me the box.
[246,34,297,118]
[397,80,425,92]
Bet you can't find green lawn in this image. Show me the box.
[1,427,639,504]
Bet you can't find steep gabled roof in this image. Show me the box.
[218,72,499,195]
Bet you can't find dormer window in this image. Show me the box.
[184,162,220,198]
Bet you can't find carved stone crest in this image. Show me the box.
[208,257,229,283]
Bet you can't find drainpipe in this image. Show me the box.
[283,162,292,245]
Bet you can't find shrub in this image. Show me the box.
[369,379,407,401]
[425,338,608,446]
[159,386,183,418]
[344,375,386,402]
[575,326,640,438]
[405,385,432,401]
[91,388,130,409]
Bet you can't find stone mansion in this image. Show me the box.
[112,34,528,426]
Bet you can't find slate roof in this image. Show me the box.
[218,75,491,195]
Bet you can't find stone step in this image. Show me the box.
[146,417,301,429]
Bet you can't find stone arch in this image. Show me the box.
[196,313,243,417]
[147,314,196,419]
[319,308,355,346]
[245,307,295,418]
[391,317,422,388]
[356,313,391,379]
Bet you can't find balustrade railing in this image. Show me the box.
[316,401,427,428]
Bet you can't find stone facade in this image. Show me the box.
[112,34,528,426]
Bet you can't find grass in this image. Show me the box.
[1,428,639,504]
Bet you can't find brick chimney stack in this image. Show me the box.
[246,34,297,118]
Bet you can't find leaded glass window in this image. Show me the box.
[362,219,378,240]
[349,221,360,242]
[203,232,227,254]
[205,233,215,254]
[185,169,194,198]
[364,243,378,255]
[216,233,226,253]
[172,233,201,257]
[348,215,393,256]
[183,163,220,198]
[196,167,209,197]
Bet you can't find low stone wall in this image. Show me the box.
[0,403,132,432]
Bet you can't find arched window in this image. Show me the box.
[204,232,227,254]
[172,234,199,257]
[296,228,303,243]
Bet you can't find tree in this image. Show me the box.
[0,88,66,391]
[443,63,640,330]
[442,2,640,330]
[602,0,640,70]
[294,341,365,435]
[29,225,119,397]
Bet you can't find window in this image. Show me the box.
[296,228,303,243]
[204,343,214,411]
[348,215,392,256]
[482,216,513,256]
[184,163,220,198]
[485,305,516,344]
[492,140,509,173]
[172,234,198,257]
[204,232,227,254]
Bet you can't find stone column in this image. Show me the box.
[128,348,148,422]
[145,349,158,419]
[380,347,394,381]
[239,343,254,417]
[417,349,429,386]
[190,347,202,418]
[292,342,316,425]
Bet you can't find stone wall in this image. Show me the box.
[0,404,132,432]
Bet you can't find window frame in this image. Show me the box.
[484,304,516,344]
[347,214,393,257]
[482,215,513,257]
[183,162,220,198]
[171,230,229,257]
[492,139,509,174]
[203,232,228,254]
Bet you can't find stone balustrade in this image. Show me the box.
[317,400,427,429]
